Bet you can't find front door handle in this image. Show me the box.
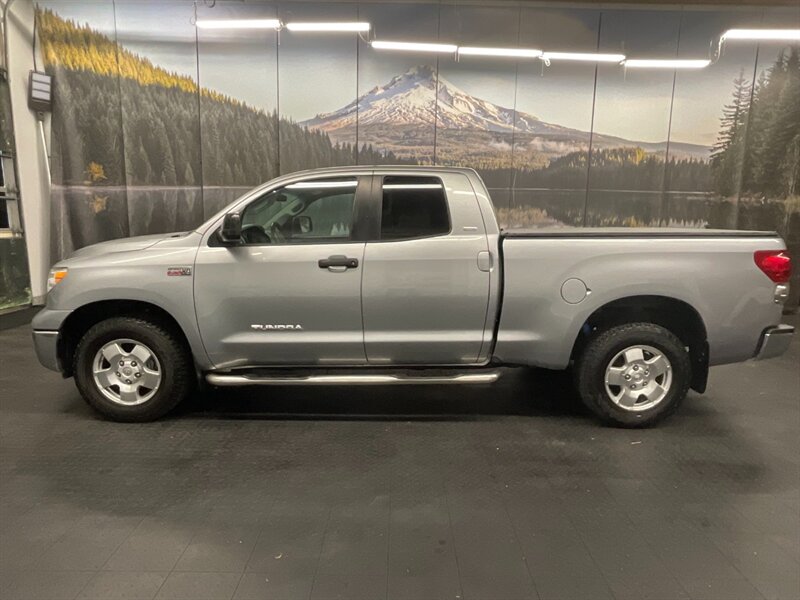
[318,255,359,271]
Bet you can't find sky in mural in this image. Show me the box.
[40,1,798,150]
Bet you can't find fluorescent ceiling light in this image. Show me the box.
[458,46,542,58]
[195,19,281,30]
[371,40,457,53]
[722,29,800,41]
[542,51,626,63]
[625,58,711,69]
[286,22,370,32]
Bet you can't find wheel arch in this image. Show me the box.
[58,299,194,378]
[571,295,709,393]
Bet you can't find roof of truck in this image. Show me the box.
[284,165,480,176]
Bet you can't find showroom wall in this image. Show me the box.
[36,1,799,265]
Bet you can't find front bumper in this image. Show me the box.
[754,324,794,360]
[31,308,73,373]
[32,330,61,372]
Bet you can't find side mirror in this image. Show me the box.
[292,215,313,234]
[219,213,242,245]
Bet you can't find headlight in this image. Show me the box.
[47,267,68,292]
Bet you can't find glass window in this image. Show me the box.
[239,177,357,245]
[1,157,12,230]
[380,176,449,241]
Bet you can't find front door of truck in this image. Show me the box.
[194,176,370,368]
[361,173,492,365]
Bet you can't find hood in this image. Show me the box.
[67,232,190,260]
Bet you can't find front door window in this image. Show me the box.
[239,177,357,245]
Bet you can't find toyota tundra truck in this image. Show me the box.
[32,166,794,427]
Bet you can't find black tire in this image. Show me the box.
[73,317,194,422]
[575,322,691,428]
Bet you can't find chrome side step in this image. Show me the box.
[206,372,500,387]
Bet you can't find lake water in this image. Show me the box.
[50,184,799,272]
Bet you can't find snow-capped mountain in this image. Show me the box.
[301,65,570,136]
[300,65,709,161]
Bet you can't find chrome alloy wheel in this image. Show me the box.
[92,339,162,406]
[604,344,672,412]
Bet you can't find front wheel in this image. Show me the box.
[576,322,691,428]
[73,317,194,422]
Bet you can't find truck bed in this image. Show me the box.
[494,227,787,371]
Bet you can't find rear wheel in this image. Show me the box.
[73,317,193,422]
[576,322,691,427]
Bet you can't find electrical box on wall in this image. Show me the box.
[28,71,52,113]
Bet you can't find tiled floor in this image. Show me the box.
[1,315,798,600]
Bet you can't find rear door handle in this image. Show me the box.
[318,255,359,271]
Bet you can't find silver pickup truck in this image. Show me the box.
[32,166,794,427]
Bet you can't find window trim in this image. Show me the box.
[375,175,452,243]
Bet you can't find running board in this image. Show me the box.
[206,372,500,387]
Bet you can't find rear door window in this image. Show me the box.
[379,176,450,241]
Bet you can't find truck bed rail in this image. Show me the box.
[501,228,778,239]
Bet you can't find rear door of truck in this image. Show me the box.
[360,171,493,365]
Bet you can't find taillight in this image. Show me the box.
[754,250,792,283]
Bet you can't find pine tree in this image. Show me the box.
[183,163,195,187]
[742,53,792,194]
[133,144,152,185]
[711,70,751,197]
[758,48,800,197]
[162,144,177,186]
[740,69,770,192]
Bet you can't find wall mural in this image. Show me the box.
[37,1,799,282]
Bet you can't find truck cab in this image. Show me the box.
[193,167,499,369]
